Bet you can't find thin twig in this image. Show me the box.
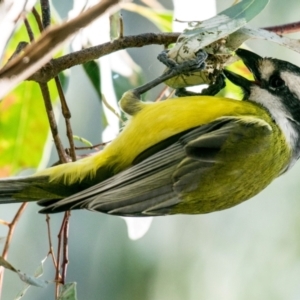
[40,0,51,29]
[29,33,180,83]
[55,224,63,298]
[61,211,70,285]
[45,214,58,268]
[39,82,68,163]
[0,203,28,294]
[54,76,77,162]
[0,220,10,226]
[264,21,300,34]
[24,18,35,42]
[74,141,109,151]
[32,7,44,32]
[55,213,69,297]
[1,203,28,259]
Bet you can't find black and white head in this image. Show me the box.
[224,48,300,167]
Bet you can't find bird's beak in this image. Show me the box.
[223,48,262,98]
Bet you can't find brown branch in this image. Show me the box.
[263,21,300,35]
[55,77,77,162]
[55,212,70,297]
[26,22,300,84]
[32,7,44,33]
[55,223,63,298]
[24,18,35,42]
[1,203,28,259]
[40,0,51,29]
[0,0,121,99]
[61,211,70,285]
[0,203,28,294]
[30,32,180,83]
[39,82,68,163]
[46,214,58,268]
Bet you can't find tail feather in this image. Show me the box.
[0,176,47,204]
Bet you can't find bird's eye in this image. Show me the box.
[269,75,285,89]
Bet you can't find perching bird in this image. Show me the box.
[1,48,300,216]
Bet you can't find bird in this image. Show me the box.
[1,48,300,217]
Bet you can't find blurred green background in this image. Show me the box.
[2,0,300,299]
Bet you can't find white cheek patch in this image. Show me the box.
[281,71,300,100]
[258,60,275,80]
[250,85,298,151]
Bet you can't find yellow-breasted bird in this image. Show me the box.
[1,48,300,216]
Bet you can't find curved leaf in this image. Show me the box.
[58,283,77,300]
[168,0,269,61]
[0,80,59,176]
[229,26,300,54]
[122,3,173,32]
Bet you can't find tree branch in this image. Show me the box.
[0,203,28,295]
[0,0,120,98]
[39,82,68,163]
[30,32,180,83]
[26,21,300,84]
[263,21,300,34]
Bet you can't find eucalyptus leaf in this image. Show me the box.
[122,3,173,32]
[168,0,269,62]
[58,282,78,300]
[230,26,300,54]
[14,256,49,299]
[0,256,17,272]
[82,60,102,98]
[17,271,48,288]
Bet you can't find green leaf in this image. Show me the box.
[82,60,101,98]
[122,3,173,32]
[82,60,109,127]
[17,271,48,288]
[228,26,300,54]
[14,257,49,300]
[217,0,269,21]
[0,6,67,176]
[112,70,143,101]
[168,0,269,61]
[0,80,58,176]
[58,283,78,300]
[73,135,93,147]
[0,256,17,272]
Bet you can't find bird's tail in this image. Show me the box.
[0,176,47,204]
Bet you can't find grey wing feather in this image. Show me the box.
[0,176,48,203]
[38,118,241,216]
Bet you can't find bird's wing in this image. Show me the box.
[39,117,271,216]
